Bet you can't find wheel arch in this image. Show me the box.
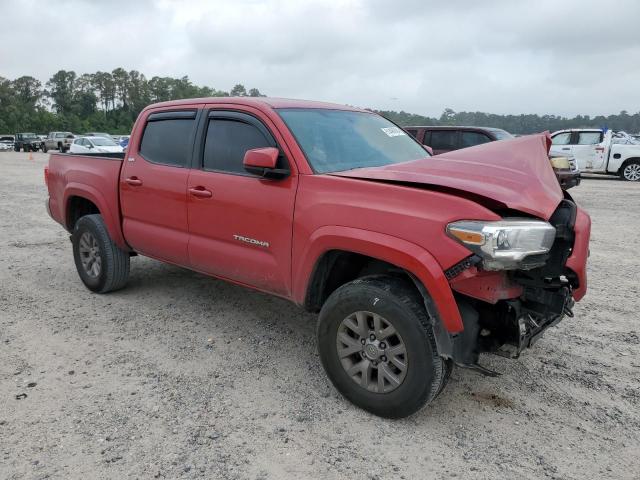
[296,226,464,333]
[618,157,640,176]
[63,184,129,250]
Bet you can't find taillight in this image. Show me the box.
[44,165,49,188]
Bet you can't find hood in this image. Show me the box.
[331,133,563,220]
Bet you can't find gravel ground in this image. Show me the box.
[1,151,639,480]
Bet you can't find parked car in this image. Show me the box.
[14,132,41,152]
[550,128,640,181]
[406,125,580,189]
[45,97,590,418]
[111,135,130,146]
[0,135,15,151]
[70,136,124,154]
[83,132,113,139]
[118,135,130,149]
[42,132,75,153]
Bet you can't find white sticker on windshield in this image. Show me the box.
[381,127,406,137]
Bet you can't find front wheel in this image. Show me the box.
[317,275,448,418]
[42,144,48,153]
[621,160,640,181]
[72,214,130,293]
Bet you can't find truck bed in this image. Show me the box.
[47,152,126,247]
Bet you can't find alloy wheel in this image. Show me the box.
[78,231,102,278]
[336,311,408,393]
[623,163,640,181]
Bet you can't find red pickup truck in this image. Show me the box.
[45,97,591,418]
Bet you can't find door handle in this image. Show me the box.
[561,147,571,151]
[125,176,143,186]
[189,186,213,198]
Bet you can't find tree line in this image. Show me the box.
[0,69,265,134]
[1,69,639,135]
[376,107,640,135]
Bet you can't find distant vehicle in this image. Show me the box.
[549,129,640,181]
[42,132,75,153]
[118,136,130,148]
[0,135,15,151]
[404,126,513,155]
[83,132,112,139]
[406,125,580,189]
[14,133,41,152]
[70,136,124,154]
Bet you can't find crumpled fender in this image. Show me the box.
[293,225,464,333]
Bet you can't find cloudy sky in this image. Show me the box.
[1,0,639,117]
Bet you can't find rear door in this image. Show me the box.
[120,105,202,265]
[572,130,604,170]
[186,107,298,296]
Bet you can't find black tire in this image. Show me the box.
[58,143,64,152]
[14,145,19,152]
[620,160,640,182]
[317,275,447,418]
[42,144,48,153]
[23,145,30,152]
[72,214,130,293]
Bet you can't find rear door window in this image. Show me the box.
[577,131,603,145]
[460,131,492,148]
[429,130,459,150]
[139,112,197,167]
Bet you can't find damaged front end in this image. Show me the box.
[442,198,587,374]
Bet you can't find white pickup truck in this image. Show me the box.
[550,129,640,181]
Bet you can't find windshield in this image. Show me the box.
[90,137,117,146]
[277,109,429,173]
[21,133,37,139]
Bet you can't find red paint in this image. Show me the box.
[244,147,279,169]
[566,208,591,301]
[450,269,524,304]
[45,97,590,334]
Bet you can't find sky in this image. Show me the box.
[1,0,639,117]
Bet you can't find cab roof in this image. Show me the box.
[145,97,370,113]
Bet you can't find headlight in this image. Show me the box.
[447,219,556,270]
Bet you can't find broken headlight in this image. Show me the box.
[446,219,556,270]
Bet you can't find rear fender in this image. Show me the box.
[294,226,464,333]
[63,183,128,250]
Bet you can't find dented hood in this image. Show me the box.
[331,133,563,220]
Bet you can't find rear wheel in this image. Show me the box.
[72,214,130,293]
[42,144,48,153]
[317,275,447,418]
[621,160,640,181]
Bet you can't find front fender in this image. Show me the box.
[293,226,464,333]
[63,183,128,250]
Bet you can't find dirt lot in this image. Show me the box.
[1,151,638,480]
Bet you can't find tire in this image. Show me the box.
[23,145,30,152]
[14,145,19,152]
[42,144,48,153]
[317,275,447,418]
[58,143,64,152]
[72,214,130,293]
[620,160,640,181]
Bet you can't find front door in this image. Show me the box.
[120,107,201,265]
[187,109,298,296]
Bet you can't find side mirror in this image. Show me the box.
[423,145,434,156]
[243,147,289,179]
